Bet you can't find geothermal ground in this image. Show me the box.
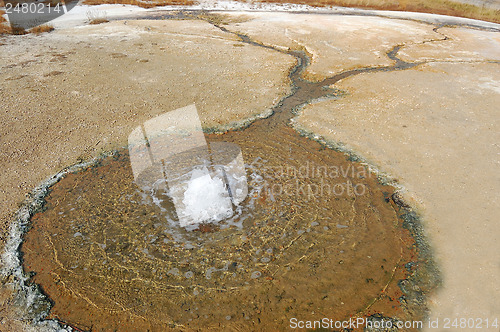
[0,5,499,332]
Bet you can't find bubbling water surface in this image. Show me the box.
[22,125,419,330]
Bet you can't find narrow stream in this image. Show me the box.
[15,12,440,331]
[202,11,419,131]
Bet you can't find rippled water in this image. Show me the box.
[7,12,440,331]
[21,124,421,330]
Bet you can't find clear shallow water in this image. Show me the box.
[21,124,422,330]
[10,12,440,330]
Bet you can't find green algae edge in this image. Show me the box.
[292,120,443,328]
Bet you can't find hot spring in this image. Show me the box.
[13,16,438,330]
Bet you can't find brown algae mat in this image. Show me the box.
[21,124,435,331]
[6,12,440,331]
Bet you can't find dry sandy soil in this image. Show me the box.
[296,61,500,330]
[275,14,500,332]
[0,8,499,331]
[225,12,437,80]
[223,11,500,329]
[0,17,295,330]
[0,17,294,245]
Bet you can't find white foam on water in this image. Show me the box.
[178,167,233,227]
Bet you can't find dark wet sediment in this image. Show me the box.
[3,11,441,331]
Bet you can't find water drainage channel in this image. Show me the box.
[4,12,440,331]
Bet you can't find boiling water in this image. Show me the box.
[16,12,438,331]
[21,124,424,330]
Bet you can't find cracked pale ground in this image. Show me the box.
[229,12,500,328]
[296,62,500,329]
[1,10,499,330]
[264,15,499,331]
